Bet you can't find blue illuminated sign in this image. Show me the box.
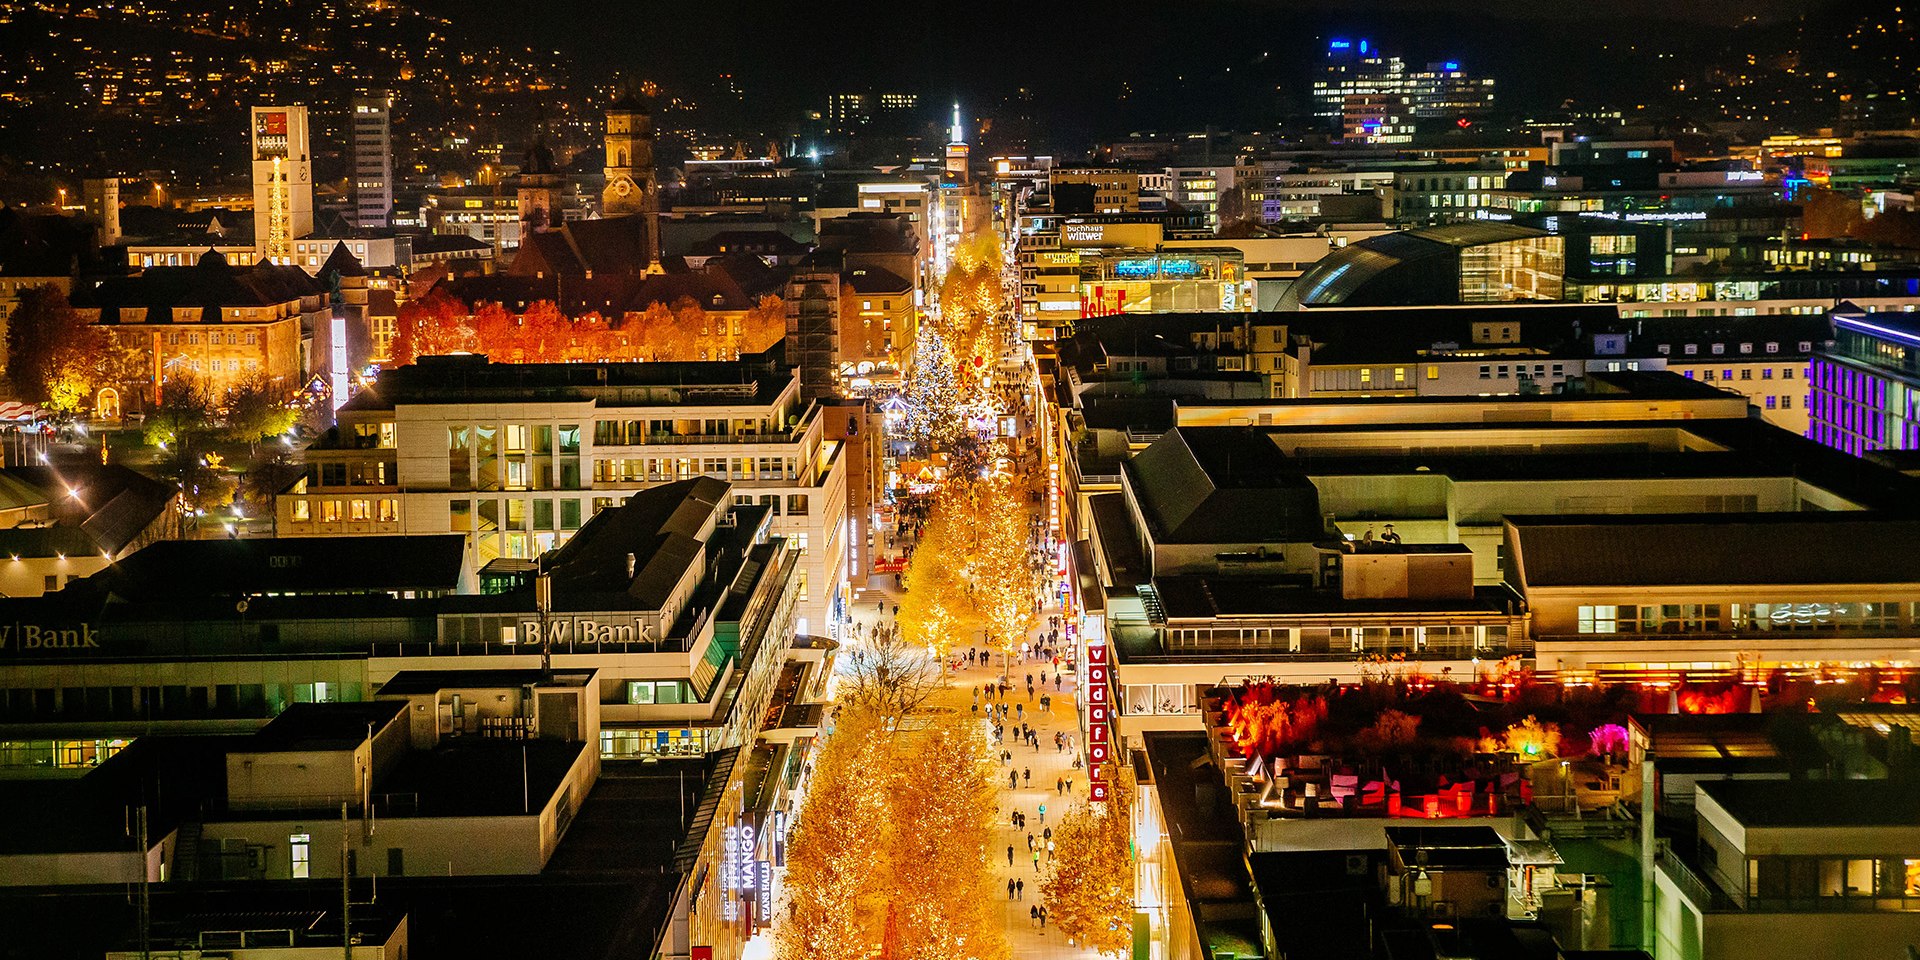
[1444,61,1460,71]
[1329,40,1351,50]
[1112,260,1158,279]
[1160,259,1202,279]
[1359,39,1369,54]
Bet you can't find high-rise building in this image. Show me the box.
[1809,305,1920,456]
[250,105,313,264]
[826,92,870,133]
[825,92,919,134]
[1311,39,1494,126]
[350,91,394,229]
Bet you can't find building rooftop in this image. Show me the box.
[1698,779,1920,828]
[245,700,407,752]
[0,464,175,559]
[95,534,469,601]
[1124,428,1324,544]
[546,476,730,610]
[76,251,323,321]
[341,348,792,411]
[1507,512,1920,588]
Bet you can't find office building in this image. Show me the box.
[250,105,314,265]
[278,350,850,636]
[350,91,394,229]
[1312,40,1495,125]
[1809,304,1920,455]
[1342,94,1416,146]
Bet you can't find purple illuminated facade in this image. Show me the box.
[1808,310,1920,456]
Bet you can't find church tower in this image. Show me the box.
[515,132,562,239]
[603,90,656,220]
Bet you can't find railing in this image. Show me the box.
[370,636,689,658]
[597,432,801,447]
[1657,842,1731,911]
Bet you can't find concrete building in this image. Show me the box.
[1059,382,1920,738]
[350,91,394,229]
[1654,780,1920,960]
[278,351,850,636]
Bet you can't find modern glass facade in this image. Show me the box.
[1810,313,1920,455]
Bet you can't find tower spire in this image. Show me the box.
[949,102,964,145]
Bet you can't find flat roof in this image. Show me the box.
[245,701,408,752]
[1699,779,1920,828]
[1509,512,1920,588]
[377,669,595,695]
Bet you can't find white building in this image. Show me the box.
[278,352,851,636]
[250,105,314,264]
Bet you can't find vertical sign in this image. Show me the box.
[756,860,773,927]
[1085,638,1114,804]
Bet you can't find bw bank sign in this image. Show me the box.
[517,617,654,647]
[0,623,101,651]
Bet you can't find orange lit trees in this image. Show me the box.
[885,711,1009,960]
[777,707,1009,960]
[1043,766,1136,955]
[962,477,1037,662]
[775,708,890,960]
[390,289,473,364]
[898,513,968,655]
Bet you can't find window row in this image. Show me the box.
[1577,602,1908,634]
[291,498,399,523]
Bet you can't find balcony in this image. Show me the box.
[596,431,801,447]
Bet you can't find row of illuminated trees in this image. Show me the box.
[895,475,1035,663]
[389,290,785,367]
[776,631,1136,957]
[775,636,1007,960]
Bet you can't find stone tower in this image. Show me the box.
[602,89,656,220]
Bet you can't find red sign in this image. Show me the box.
[1089,741,1111,765]
[1088,703,1111,724]
[1088,723,1108,743]
[1085,643,1107,665]
[1086,665,1108,687]
[693,949,713,960]
[1087,684,1106,704]
[1090,781,1111,803]
[1089,761,1107,783]
[260,111,287,135]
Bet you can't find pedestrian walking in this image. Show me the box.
[1039,905,1048,929]
[1016,878,1026,899]
[1031,850,1040,871]
[1026,832,1034,852]
[1008,878,1016,899]
[1009,769,1018,788]
[1007,845,1014,867]
[1030,904,1039,925]
[1044,826,1052,844]
[1039,803,1047,824]
[1023,767,1031,786]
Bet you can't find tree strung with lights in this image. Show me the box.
[900,320,963,453]
[775,708,891,960]
[884,710,1010,960]
[960,477,1038,661]
[1043,766,1137,955]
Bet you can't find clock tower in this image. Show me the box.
[603,90,655,220]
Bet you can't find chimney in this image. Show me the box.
[625,553,637,578]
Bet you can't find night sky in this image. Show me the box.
[422,0,1831,131]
